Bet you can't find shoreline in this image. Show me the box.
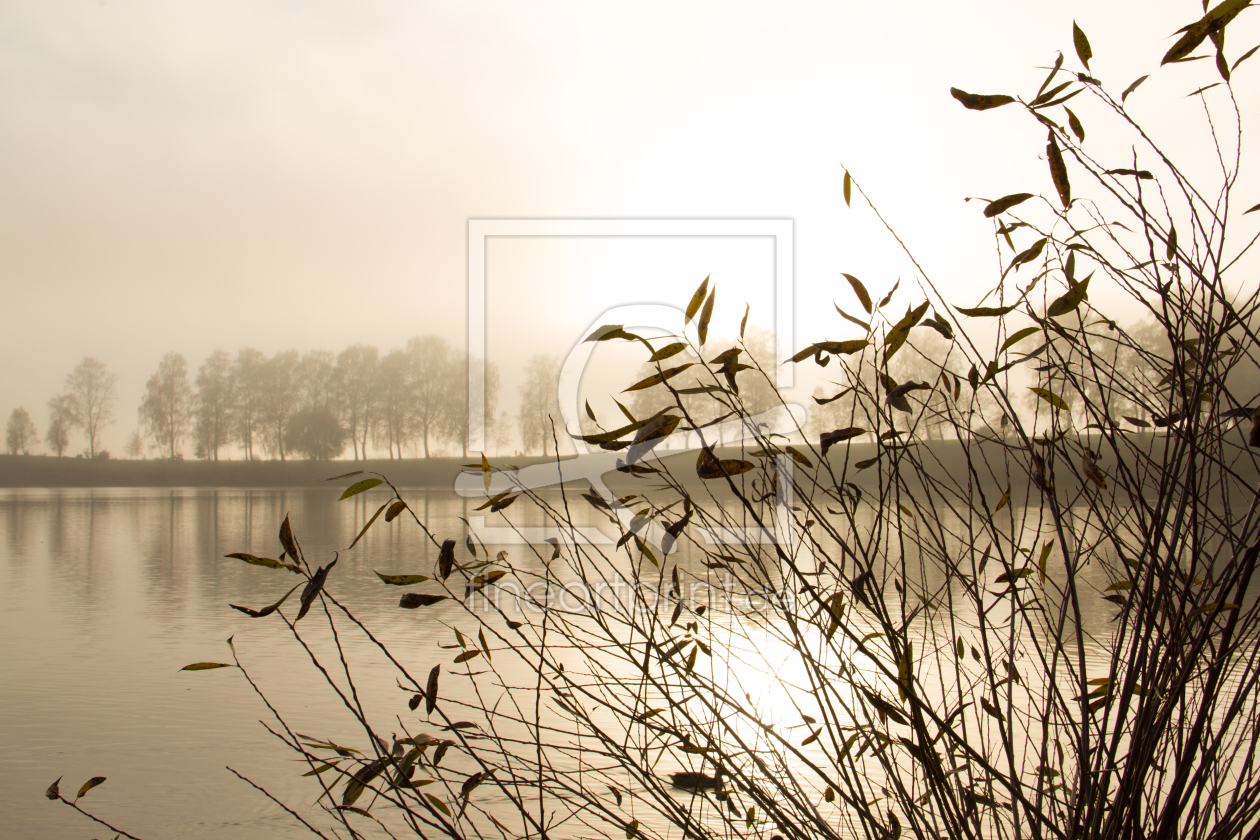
[0,454,547,489]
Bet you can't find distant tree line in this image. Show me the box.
[139,339,504,461]
[4,341,576,461]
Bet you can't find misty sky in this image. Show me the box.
[2,0,1254,455]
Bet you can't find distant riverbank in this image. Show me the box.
[0,454,551,488]
[3,431,1253,496]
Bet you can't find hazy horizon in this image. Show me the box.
[3,0,1254,457]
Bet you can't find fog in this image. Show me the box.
[1,0,1253,456]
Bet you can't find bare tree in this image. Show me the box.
[440,354,500,458]
[61,356,118,458]
[124,429,145,460]
[518,354,559,455]
[334,344,378,460]
[5,407,38,454]
[45,394,74,456]
[259,350,301,460]
[194,350,234,461]
[406,336,452,458]
[374,349,413,459]
[139,352,194,459]
[232,348,267,461]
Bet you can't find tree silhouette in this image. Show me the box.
[139,352,194,459]
[194,350,234,461]
[5,407,38,455]
[61,357,118,458]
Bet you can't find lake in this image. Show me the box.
[1,484,1131,839]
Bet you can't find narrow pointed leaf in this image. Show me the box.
[697,287,716,346]
[950,88,1016,110]
[340,478,383,500]
[426,666,440,716]
[376,572,431,586]
[1065,107,1085,142]
[1029,387,1070,411]
[1000,327,1041,353]
[685,276,710,324]
[956,303,1019,317]
[400,592,447,608]
[230,583,303,618]
[348,502,389,550]
[843,170,852,207]
[1047,274,1091,317]
[1121,75,1149,102]
[1047,134,1071,208]
[279,515,300,561]
[842,273,873,313]
[624,364,695,392]
[76,777,107,800]
[983,193,1034,218]
[1073,22,1093,69]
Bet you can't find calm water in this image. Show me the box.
[0,487,527,839]
[2,486,1131,839]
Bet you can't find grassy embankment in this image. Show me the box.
[4,430,1252,494]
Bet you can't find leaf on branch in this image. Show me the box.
[1029,387,1071,411]
[426,666,440,716]
[1065,107,1085,142]
[649,342,686,363]
[788,340,870,364]
[821,427,866,456]
[624,364,695,392]
[842,273,872,313]
[1234,44,1260,70]
[843,170,853,207]
[835,304,871,331]
[1047,134,1071,208]
[181,662,234,671]
[340,478,383,500]
[439,539,456,580]
[1121,74,1150,103]
[375,572,430,586]
[983,193,1034,217]
[348,502,389,549]
[1073,21,1093,69]
[295,557,337,622]
[1162,0,1252,65]
[884,301,930,363]
[697,287,716,346]
[230,583,302,619]
[76,777,107,800]
[45,777,61,800]
[400,593,447,608]
[224,553,302,573]
[1185,82,1223,97]
[685,276,710,324]
[1000,327,1041,353]
[994,487,1011,514]
[696,448,755,479]
[1046,274,1091,318]
[980,697,1006,722]
[385,500,409,522]
[956,303,1019,317]
[950,87,1016,110]
[279,515,300,562]
[584,324,641,342]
